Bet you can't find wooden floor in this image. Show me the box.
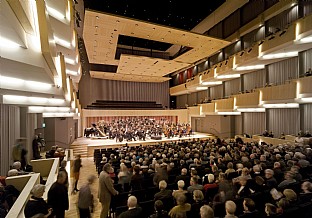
[65,157,102,218]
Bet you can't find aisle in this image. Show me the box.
[65,157,101,218]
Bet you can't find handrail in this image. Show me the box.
[42,158,59,201]
[5,173,40,218]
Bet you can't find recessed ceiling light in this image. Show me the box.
[95,26,98,28]
[114,29,117,31]
[116,20,120,23]
[131,32,134,34]
[147,35,150,37]
[96,16,99,19]
[161,38,164,40]
[168,31,171,33]
[135,24,138,26]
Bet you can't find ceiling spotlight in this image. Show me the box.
[96,16,99,19]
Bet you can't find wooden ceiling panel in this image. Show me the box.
[84,10,230,82]
[90,71,171,83]
[117,54,189,77]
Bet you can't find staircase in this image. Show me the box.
[70,144,88,158]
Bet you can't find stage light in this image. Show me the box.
[217,112,241,115]
[263,103,299,108]
[201,81,222,86]
[215,74,240,79]
[235,65,264,71]
[237,108,265,112]
[261,52,298,60]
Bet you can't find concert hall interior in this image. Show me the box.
[1,0,312,217]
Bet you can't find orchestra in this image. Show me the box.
[84,117,192,142]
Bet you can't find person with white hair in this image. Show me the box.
[264,169,277,189]
[24,184,52,218]
[173,180,187,200]
[225,200,238,218]
[7,169,18,177]
[154,180,173,201]
[78,175,97,218]
[118,195,143,218]
[175,168,190,188]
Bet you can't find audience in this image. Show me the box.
[199,205,214,218]
[88,137,312,217]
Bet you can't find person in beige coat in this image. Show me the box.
[98,163,118,218]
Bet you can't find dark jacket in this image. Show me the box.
[48,182,69,217]
[118,207,143,218]
[24,196,50,218]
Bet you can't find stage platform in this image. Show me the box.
[71,132,213,157]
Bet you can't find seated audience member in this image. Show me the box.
[278,171,296,189]
[169,194,191,218]
[280,132,285,139]
[304,130,311,137]
[225,162,235,175]
[190,190,205,218]
[268,131,274,138]
[239,198,260,218]
[283,189,298,205]
[264,169,277,189]
[187,177,203,193]
[12,161,28,175]
[118,195,143,218]
[199,205,214,218]
[263,130,269,137]
[175,168,190,188]
[172,180,187,200]
[273,162,283,183]
[24,184,52,218]
[203,174,218,191]
[131,165,143,190]
[235,176,255,198]
[265,203,277,217]
[300,181,312,203]
[7,169,18,177]
[305,68,312,77]
[225,200,238,218]
[149,200,169,218]
[154,180,173,201]
[276,198,289,214]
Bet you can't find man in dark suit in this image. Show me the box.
[118,196,143,218]
[98,163,118,218]
[47,171,69,218]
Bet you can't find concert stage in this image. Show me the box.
[71,132,213,157]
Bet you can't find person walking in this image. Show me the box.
[73,154,82,193]
[78,175,96,218]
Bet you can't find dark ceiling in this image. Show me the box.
[84,0,225,51]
